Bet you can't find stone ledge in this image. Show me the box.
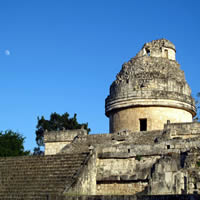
[44,129,87,142]
[106,96,196,117]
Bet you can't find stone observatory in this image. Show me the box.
[105,39,196,133]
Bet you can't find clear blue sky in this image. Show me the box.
[0,0,199,151]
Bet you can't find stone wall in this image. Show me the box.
[148,149,200,195]
[164,122,200,139]
[65,151,97,195]
[140,39,176,61]
[161,47,175,60]
[109,106,192,133]
[45,141,70,155]
[96,182,147,195]
[95,131,200,195]
[96,150,160,195]
[42,121,200,196]
[44,129,87,155]
[96,156,159,181]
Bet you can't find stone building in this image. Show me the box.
[105,39,195,133]
[0,39,200,199]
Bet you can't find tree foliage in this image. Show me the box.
[35,112,90,147]
[33,147,44,156]
[0,130,30,157]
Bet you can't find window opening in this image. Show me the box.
[184,176,187,194]
[164,49,168,58]
[145,48,150,56]
[140,119,147,131]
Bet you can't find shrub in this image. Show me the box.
[135,155,142,161]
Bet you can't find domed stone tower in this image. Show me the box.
[105,39,196,133]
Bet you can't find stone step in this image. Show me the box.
[0,153,89,199]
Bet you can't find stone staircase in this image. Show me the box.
[0,153,89,199]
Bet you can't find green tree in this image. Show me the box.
[0,130,30,157]
[35,112,90,147]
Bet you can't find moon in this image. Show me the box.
[5,50,10,56]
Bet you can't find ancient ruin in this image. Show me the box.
[0,39,200,199]
[105,39,195,133]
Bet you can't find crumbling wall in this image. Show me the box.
[45,141,70,155]
[96,144,161,195]
[105,39,195,133]
[94,131,200,195]
[43,121,200,196]
[148,148,200,195]
[65,151,97,195]
[96,182,148,195]
[138,39,176,60]
[96,155,152,195]
[44,129,87,155]
[164,122,200,139]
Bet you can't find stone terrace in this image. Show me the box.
[60,130,163,154]
[0,153,89,199]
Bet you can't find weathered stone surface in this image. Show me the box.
[43,121,200,196]
[164,122,200,139]
[0,153,90,199]
[2,39,200,198]
[44,128,87,155]
[42,39,200,196]
[105,39,196,133]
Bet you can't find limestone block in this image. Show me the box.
[45,142,70,155]
[197,182,200,189]
[165,172,173,185]
[189,183,194,189]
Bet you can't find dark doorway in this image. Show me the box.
[184,176,187,194]
[146,48,150,56]
[164,49,168,58]
[140,118,147,131]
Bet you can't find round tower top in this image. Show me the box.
[105,39,196,117]
[143,38,176,51]
[136,39,176,60]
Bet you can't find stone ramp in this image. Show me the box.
[0,153,89,199]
